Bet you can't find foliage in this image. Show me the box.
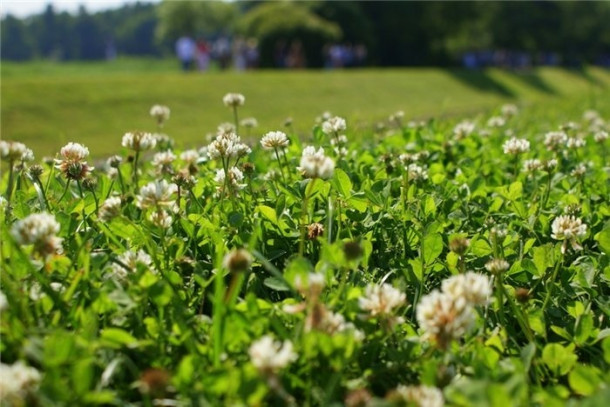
[1,88,610,405]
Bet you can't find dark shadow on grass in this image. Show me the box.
[505,70,557,95]
[563,67,607,88]
[447,69,515,98]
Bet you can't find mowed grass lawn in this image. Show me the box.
[2,59,610,158]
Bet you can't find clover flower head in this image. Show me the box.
[11,213,63,257]
[150,104,170,125]
[523,159,542,173]
[240,117,258,128]
[110,249,153,279]
[294,272,325,298]
[99,196,121,222]
[544,131,567,151]
[322,116,347,135]
[359,283,406,317]
[453,120,475,140]
[136,180,178,210]
[501,104,519,118]
[594,130,608,143]
[441,272,491,306]
[551,215,587,253]
[571,163,587,178]
[407,163,428,181]
[566,137,586,149]
[180,149,200,165]
[122,132,156,151]
[222,93,245,108]
[249,335,297,374]
[298,146,335,179]
[0,141,29,161]
[485,258,510,275]
[416,290,474,348]
[487,116,506,128]
[223,249,253,273]
[260,131,289,150]
[0,361,41,403]
[503,137,530,155]
[391,385,444,407]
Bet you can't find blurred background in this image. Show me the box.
[2,0,610,70]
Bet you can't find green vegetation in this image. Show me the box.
[3,62,610,158]
[2,83,610,405]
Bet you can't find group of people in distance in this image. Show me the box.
[175,35,259,72]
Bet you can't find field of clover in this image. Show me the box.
[1,93,610,407]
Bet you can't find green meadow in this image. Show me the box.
[2,59,610,158]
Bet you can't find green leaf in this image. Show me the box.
[101,328,138,348]
[257,205,277,226]
[333,168,352,198]
[602,337,610,364]
[424,195,436,217]
[532,244,554,275]
[422,233,443,265]
[568,365,600,396]
[542,343,577,376]
[595,228,610,254]
[263,276,291,291]
[574,313,594,345]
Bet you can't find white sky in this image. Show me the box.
[1,0,161,18]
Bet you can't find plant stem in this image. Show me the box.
[542,254,562,312]
[299,178,317,256]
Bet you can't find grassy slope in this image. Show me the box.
[2,59,610,158]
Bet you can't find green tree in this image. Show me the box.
[1,15,34,61]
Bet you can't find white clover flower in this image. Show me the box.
[11,213,63,257]
[179,149,200,165]
[294,272,325,298]
[583,110,600,122]
[214,167,246,193]
[222,93,245,107]
[150,104,170,125]
[487,116,505,128]
[240,117,258,128]
[453,120,475,140]
[152,133,174,149]
[322,116,347,135]
[330,135,348,146]
[359,283,406,318]
[99,196,121,222]
[407,164,428,181]
[54,142,93,180]
[107,167,118,180]
[149,210,173,228]
[485,258,510,275]
[110,249,153,279]
[523,159,542,173]
[122,132,156,151]
[501,104,519,118]
[29,282,64,301]
[217,122,236,135]
[298,146,335,179]
[136,180,178,210]
[0,290,7,312]
[571,163,587,178]
[249,335,297,374]
[0,196,7,210]
[551,215,587,253]
[0,141,29,161]
[393,385,444,407]
[305,307,364,340]
[315,111,333,124]
[544,159,558,171]
[566,137,586,149]
[151,150,176,174]
[594,130,608,143]
[502,137,530,155]
[207,132,250,160]
[21,148,34,162]
[490,226,507,239]
[0,361,41,403]
[260,131,289,150]
[417,290,474,348]
[544,131,568,151]
[441,272,491,306]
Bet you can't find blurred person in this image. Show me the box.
[233,37,247,71]
[196,38,210,71]
[245,38,259,69]
[214,36,232,70]
[286,41,306,69]
[175,35,196,71]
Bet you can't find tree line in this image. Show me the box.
[2,1,609,67]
